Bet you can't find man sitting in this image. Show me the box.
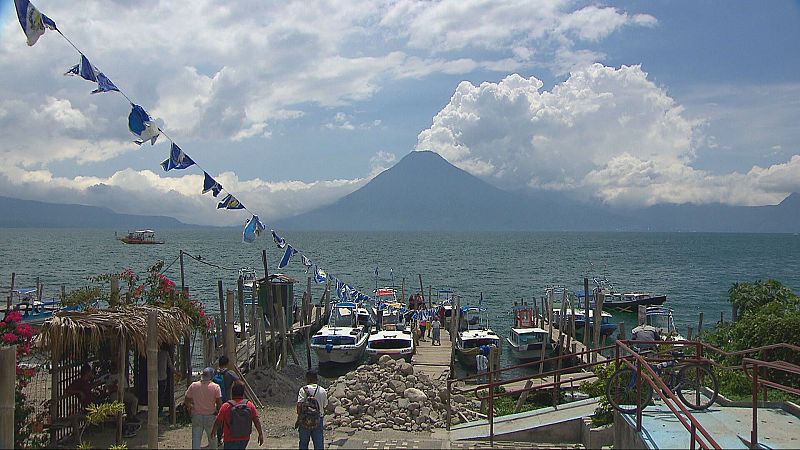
[103,362,140,423]
[61,363,96,443]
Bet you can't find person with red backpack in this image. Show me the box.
[211,382,263,449]
[296,369,327,450]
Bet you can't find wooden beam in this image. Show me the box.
[147,311,159,449]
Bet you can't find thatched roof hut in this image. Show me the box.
[37,304,192,357]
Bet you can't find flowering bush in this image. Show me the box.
[1,310,46,448]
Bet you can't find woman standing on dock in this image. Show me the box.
[431,316,441,345]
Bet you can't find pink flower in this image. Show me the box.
[16,323,34,338]
[4,311,23,323]
[2,332,18,344]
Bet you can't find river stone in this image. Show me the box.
[397,398,410,409]
[389,380,405,393]
[453,394,466,404]
[385,392,397,402]
[420,406,431,417]
[399,361,414,375]
[334,406,346,416]
[403,387,427,402]
[348,405,360,415]
[378,354,393,365]
[438,388,449,402]
[405,375,417,384]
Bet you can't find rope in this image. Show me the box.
[182,252,239,272]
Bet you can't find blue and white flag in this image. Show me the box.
[242,215,266,244]
[14,0,57,46]
[314,266,327,283]
[301,255,313,272]
[335,280,344,298]
[65,54,96,82]
[93,72,119,94]
[278,244,298,269]
[160,143,195,171]
[128,104,160,145]
[202,172,223,197]
[217,193,244,210]
[271,230,286,248]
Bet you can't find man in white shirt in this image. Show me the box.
[297,369,327,450]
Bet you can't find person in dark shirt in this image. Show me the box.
[62,363,95,443]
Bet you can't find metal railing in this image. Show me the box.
[742,357,800,449]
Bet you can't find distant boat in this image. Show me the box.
[576,277,666,311]
[116,230,164,244]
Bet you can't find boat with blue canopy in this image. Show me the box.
[311,301,369,364]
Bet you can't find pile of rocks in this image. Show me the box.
[324,355,481,432]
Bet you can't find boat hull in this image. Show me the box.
[506,339,552,361]
[313,345,367,364]
[118,238,164,244]
[365,348,413,363]
[601,295,666,311]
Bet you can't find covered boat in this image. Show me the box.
[576,277,666,311]
[366,304,414,362]
[1,287,89,327]
[311,302,369,364]
[552,308,617,338]
[116,229,164,244]
[455,306,500,369]
[507,305,554,361]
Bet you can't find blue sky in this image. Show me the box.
[1,0,799,225]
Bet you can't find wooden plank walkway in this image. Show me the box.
[411,329,452,380]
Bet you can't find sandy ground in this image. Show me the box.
[78,404,441,449]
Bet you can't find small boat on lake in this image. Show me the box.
[1,287,88,326]
[455,306,501,369]
[116,229,164,244]
[578,277,666,311]
[645,306,685,341]
[552,308,617,338]
[366,304,414,362]
[311,302,369,364]
[507,305,554,361]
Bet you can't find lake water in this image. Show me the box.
[2,228,799,373]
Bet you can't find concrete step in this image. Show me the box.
[451,440,584,449]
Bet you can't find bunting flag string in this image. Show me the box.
[11,0,386,292]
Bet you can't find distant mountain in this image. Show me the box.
[277,151,800,233]
[277,151,624,231]
[0,196,194,229]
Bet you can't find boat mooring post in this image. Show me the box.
[179,250,185,292]
[6,272,15,310]
[418,274,426,307]
[592,293,604,363]
[583,278,590,349]
[225,290,237,368]
[218,280,226,350]
[697,312,704,339]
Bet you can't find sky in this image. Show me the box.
[1,0,799,225]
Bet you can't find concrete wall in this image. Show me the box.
[612,411,649,450]
[581,417,613,449]
[485,417,584,443]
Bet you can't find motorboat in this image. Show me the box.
[576,277,666,311]
[115,229,164,244]
[1,287,87,326]
[507,327,554,361]
[366,304,414,362]
[507,305,554,361]
[645,306,685,341]
[436,289,456,328]
[311,302,369,364]
[552,308,617,338]
[455,306,501,369]
[355,302,376,330]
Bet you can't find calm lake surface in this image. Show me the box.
[2,229,799,373]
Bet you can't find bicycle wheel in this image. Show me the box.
[606,367,654,413]
[676,363,719,410]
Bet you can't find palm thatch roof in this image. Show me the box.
[37,304,192,357]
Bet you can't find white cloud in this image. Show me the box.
[0,165,368,226]
[417,64,800,207]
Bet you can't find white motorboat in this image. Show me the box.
[311,302,369,364]
[436,289,457,328]
[507,327,554,361]
[366,306,414,362]
[455,306,501,369]
[645,306,685,341]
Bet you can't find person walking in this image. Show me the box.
[297,369,328,450]
[214,355,240,445]
[211,382,264,449]
[419,316,427,342]
[431,316,441,346]
[185,367,222,449]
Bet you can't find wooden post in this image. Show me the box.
[553,334,565,406]
[147,311,159,449]
[179,250,186,293]
[592,293,604,363]
[687,326,693,341]
[49,347,59,448]
[109,275,120,307]
[217,280,226,350]
[418,274,425,306]
[583,278,591,348]
[278,304,289,369]
[719,311,724,325]
[225,290,237,368]
[116,339,126,443]
[449,294,460,379]
[305,277,312,369]
[237,276,246,345]
[697,312,704,340]
[617,322,626,342]
[638,305,647,326]
[0,346,15,449]
[60,285,66,302]
[262,250,277,368]
[6,272,15,310]
[401,278,406,306]
[732,304,738,323]
[428,285,433,309]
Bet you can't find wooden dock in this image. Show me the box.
[411,329,453,380]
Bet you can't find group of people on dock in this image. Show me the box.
[408,293,442,346]
[184,355,327,450]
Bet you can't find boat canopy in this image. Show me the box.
[375,288,396,296]
[134,229,155,233]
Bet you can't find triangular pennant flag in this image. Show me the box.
[302,255,313,273]
[272,230,286,249]
[278,244,299,269]
[92,72,119,94]
[243,215,266,244]
[128,104,160,145]
[202,172,223,197]
[217,193,244,210]
[160,143,195,171]
[14,0,57,46]
[64,54,96,82]
[314,266,327,283]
